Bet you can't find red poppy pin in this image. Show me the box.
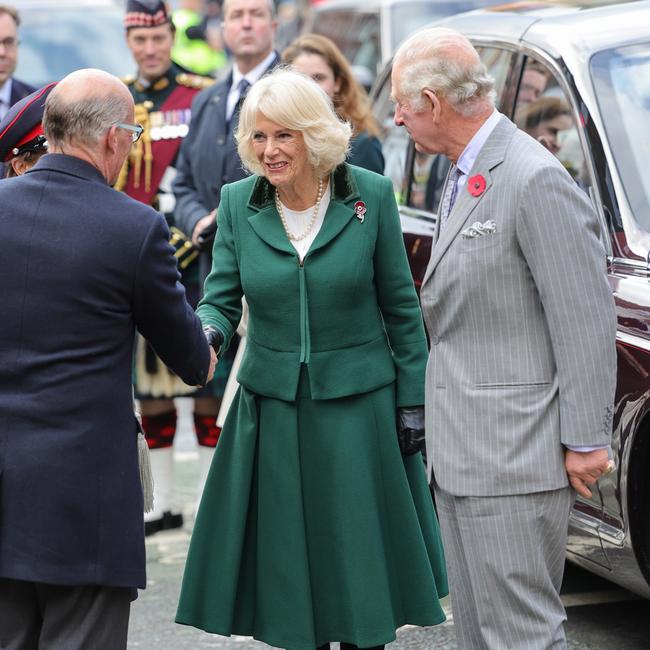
[354,200,367,223]
[468,174,487,197]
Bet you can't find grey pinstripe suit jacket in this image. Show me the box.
[421,115,617,496]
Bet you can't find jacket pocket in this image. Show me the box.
[475,380,551,390]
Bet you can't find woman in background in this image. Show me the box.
[0,83,56,178]
[283,33,384,174]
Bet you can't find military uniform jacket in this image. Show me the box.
[0,154,210,589]
[197,163,428,405]
[121,63,212,210]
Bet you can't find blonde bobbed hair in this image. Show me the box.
[236,67,352,178]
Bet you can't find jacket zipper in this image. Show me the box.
[298,257,310,363]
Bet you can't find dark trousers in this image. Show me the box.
[0,578,131,650]
[316,643,384,650]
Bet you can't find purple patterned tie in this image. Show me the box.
[439,165,461,229]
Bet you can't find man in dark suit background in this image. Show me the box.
[171,0,279,496]
[0,4,34,120]
[173,0,280,280]
[0,68,215,649]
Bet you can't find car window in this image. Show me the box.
[16,7,132,87]
[514,58,590,192]
[310,10,380,77]
[591,43,650,250]
[407,46,516,213]
[371,68,410,203]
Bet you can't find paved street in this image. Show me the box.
[128,400,650,649]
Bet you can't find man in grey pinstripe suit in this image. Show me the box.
[391,28,617,649]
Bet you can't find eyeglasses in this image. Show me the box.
[114,122,144,143]
[0,37,19,51]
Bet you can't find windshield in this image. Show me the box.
[15,7,132,87]
[591,43,650,240]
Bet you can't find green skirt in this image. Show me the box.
[176,369,448,649]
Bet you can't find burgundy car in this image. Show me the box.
[373,0,650,597]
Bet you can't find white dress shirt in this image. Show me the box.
[226,51,276,122]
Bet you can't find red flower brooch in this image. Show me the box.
[354,200,367,223]
[468,174,487,197]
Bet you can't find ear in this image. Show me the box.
[422,88,442,121]
[105,125,120,155]
[10,157,31,176]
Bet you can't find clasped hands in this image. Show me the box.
[204,326,223,385]
[565,448,614,499]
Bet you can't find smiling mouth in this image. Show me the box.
[266,162,287,170]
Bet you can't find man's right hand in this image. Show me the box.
[192,210,217,247]
[565,448,612,499]
[207,347,218,383]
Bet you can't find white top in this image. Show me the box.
[278,182,332,262]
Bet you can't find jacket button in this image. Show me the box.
[431,335,440,345]
[216,137,225,145]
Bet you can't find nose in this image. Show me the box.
[143,40,157,55]
[241,12,252,27]
[264,137,279,156]
[394,105,404,127]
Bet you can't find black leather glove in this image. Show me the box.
[203,326,224,355]
[397,406,426,456]
[196,220,217,251]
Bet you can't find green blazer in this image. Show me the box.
[197,163,427,405]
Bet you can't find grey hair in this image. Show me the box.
[394,27,496,117]
[43,93,132,148]
[236,67,351,178]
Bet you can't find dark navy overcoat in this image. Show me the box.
[0,154,210,589]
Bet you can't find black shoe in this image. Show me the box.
[144,511,183,537]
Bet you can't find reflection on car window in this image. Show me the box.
[407,46,514,213]
[312,11,380,78]
[16,8,132,87]
[591,44,650,236]
[514,59,589,189]
[371,70,409,203]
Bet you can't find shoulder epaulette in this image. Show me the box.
[176,72,215,91]
[121,74,136,87]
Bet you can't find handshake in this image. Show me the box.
[204,326,223,384]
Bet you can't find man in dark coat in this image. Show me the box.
[171,0,279,501]
[172,0,280,282]
[0,68,215,650]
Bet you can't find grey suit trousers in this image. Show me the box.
[0,578,131,650]
[434,485,574,650]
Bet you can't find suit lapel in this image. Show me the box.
[309,167,360,255]
[209,74,231,139]
[421,117,517,288]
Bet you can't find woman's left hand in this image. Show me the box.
[397,406,426,456]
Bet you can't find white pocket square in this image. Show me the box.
[461,220,497,238]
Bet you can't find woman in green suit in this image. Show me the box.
[176,69,447,650]
[283,33,385,175]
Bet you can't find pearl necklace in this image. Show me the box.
[275,179,324,241]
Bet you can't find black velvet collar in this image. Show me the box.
[247,163,360,210]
